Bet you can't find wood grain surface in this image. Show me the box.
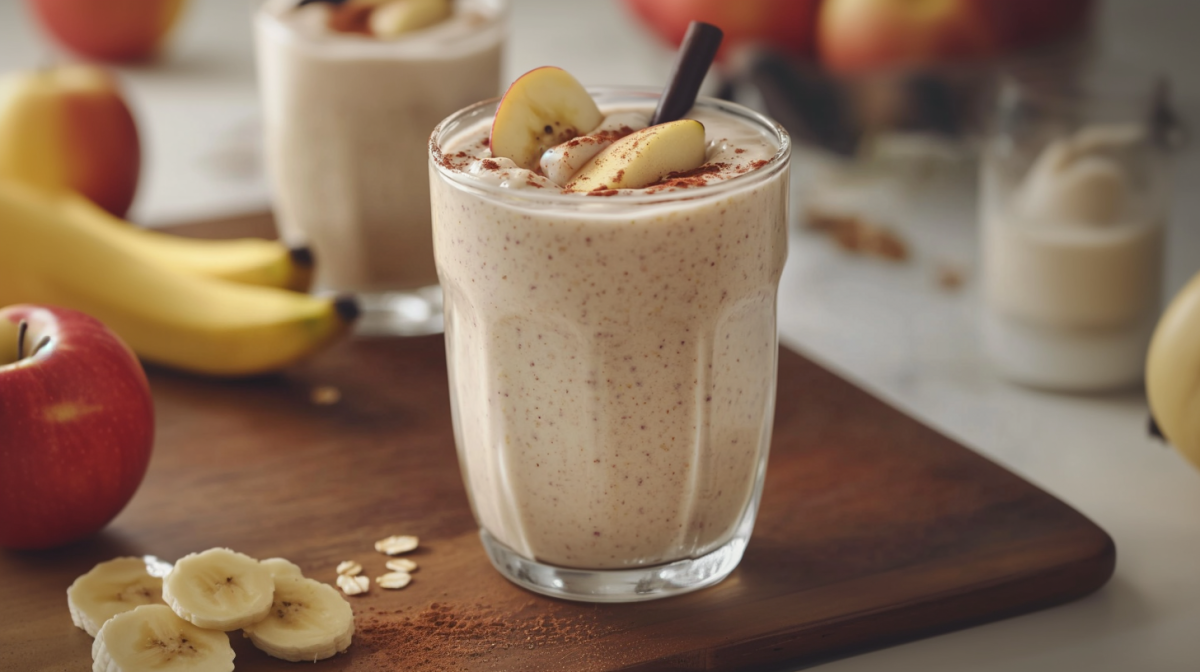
[0,215,1114,672]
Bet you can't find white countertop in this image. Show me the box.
[3,1,1199,669]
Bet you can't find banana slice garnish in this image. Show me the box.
[162,548,275,631]
[67,557,166,637]
[242,575,355,662]
[71,548,357,667]
[260,557,305,579]
[92,604,235,672]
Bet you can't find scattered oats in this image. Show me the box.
[386,558,418,573]
[871,229,909,261]
[376,572,412,590]
[374,535,419,556]
[336,560,362,577]
[336,574,369,596]
[804,208,848,234]
[804,208,909,262]
[311,385,341,405]
[935,262,966,291]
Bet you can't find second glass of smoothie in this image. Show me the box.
[255,0,506,335]
[430,88,790,601]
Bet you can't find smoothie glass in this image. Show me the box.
[254,0,506,335]
[429,90,790,602]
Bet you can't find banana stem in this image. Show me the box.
[16,320,27,360]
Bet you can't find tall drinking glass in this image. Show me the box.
[254,0,506,335]
[429,90,790,601]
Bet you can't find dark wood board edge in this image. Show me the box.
[602,527,1113,671]
[712,528,1115,671]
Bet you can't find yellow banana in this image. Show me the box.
[1146,270,1200,470]
[0,180,357,377]
[52,191,314,291]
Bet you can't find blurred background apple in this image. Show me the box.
[623,0,1092,74]
[622,0,823,59]
[996,0,1094,50]
[816,0,1093,74]
[816,0,1004,74]
[28,0,188,63]
[0,65,141,218]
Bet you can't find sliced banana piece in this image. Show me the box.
[242,575,355,663]
[162,548,274,631]
[93,604,234,672]
[67,557,166,637]
[261,557,305,579]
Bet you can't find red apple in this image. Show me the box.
[0,305,154,550]
[0,65,141,218]
[817,0,1003,74]
[817,0,1093,75]
[1001,0,1093,49]
[622,0,822,59]
[27,0,187,63]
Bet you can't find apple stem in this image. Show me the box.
[16,320,27,360]
[29,335,51,359]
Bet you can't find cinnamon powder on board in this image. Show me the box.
[356,600,609,670]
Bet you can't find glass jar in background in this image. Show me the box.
[980,68,1179,392]
[254,0,507,335]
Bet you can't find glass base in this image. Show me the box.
[353,287,444,337]
[478,528,749,603]
[982,310,1154,392]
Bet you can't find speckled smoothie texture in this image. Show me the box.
[431,99,789,569]
[255,0,504,293]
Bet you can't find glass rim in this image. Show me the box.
[428,87,792,209]
[254,0,508,57]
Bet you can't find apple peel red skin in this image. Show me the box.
[0,305,154,550]
[815,0,1094,75]
[62,74,142,219]
[622,0,822,59]
[27,0,187,63]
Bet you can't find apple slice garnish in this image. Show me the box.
[327,3,374,34]
[370,0,452,38]
[564,120,707,192]
[490,67,603,171]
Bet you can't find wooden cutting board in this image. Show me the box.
[0,214,1113,672]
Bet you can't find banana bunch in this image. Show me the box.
[71,549,355,670]
[0,180,356,376]
[58,195,316,292]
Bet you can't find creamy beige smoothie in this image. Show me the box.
[255,0,505,297]
[430,91,789,578]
